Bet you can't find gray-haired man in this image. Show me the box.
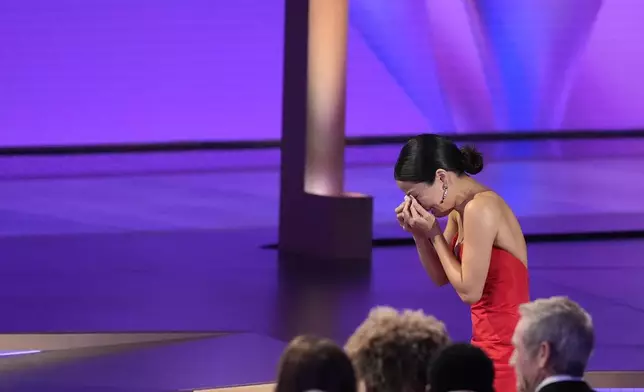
[510,296,595,392]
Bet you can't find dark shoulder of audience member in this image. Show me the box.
[275,335,357,392]
[429,343,494,392]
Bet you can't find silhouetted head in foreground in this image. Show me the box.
[275,335,357,392]
[429,343,495,392]
[394,134,484,217]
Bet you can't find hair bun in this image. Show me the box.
[460,145,484,175]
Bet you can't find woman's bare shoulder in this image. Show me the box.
[464,191,505,222]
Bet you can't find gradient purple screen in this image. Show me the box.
[1,0,643,147]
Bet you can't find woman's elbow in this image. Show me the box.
[459,290,482,305]
[431,276,450,287]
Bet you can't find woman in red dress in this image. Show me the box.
[393,134,529,392]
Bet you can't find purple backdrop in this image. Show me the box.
[0,0,643,146]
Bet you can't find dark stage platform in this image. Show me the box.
[0,139,643,390]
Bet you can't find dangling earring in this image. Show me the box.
[440,184,448,204]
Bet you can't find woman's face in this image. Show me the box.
[396,179,451,217]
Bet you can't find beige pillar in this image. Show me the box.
[279,0,373,270]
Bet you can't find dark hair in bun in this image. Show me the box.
[459,145,484,175]
[394,134,484,184]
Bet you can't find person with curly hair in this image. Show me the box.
[345,306,450,392]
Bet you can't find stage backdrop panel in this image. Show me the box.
[0,0,643,147]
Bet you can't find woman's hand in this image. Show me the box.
[407,197,440,235]
[395,197,413,232]
[395,196,440,235]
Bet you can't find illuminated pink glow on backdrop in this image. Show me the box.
[349,0,456,133]
[465,0,603,130]
[0,0,642,147]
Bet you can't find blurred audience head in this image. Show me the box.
[511,296,594,392]
[275,335,357,392]
[428,343,494,392]
[345,306,450,392]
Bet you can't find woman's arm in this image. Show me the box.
[411,210,458,287]
[413,198,500,304]
[412,236,448,287]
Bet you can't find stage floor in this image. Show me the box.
[0,139,643,390]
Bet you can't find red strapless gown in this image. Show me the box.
[452,234,530,392]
